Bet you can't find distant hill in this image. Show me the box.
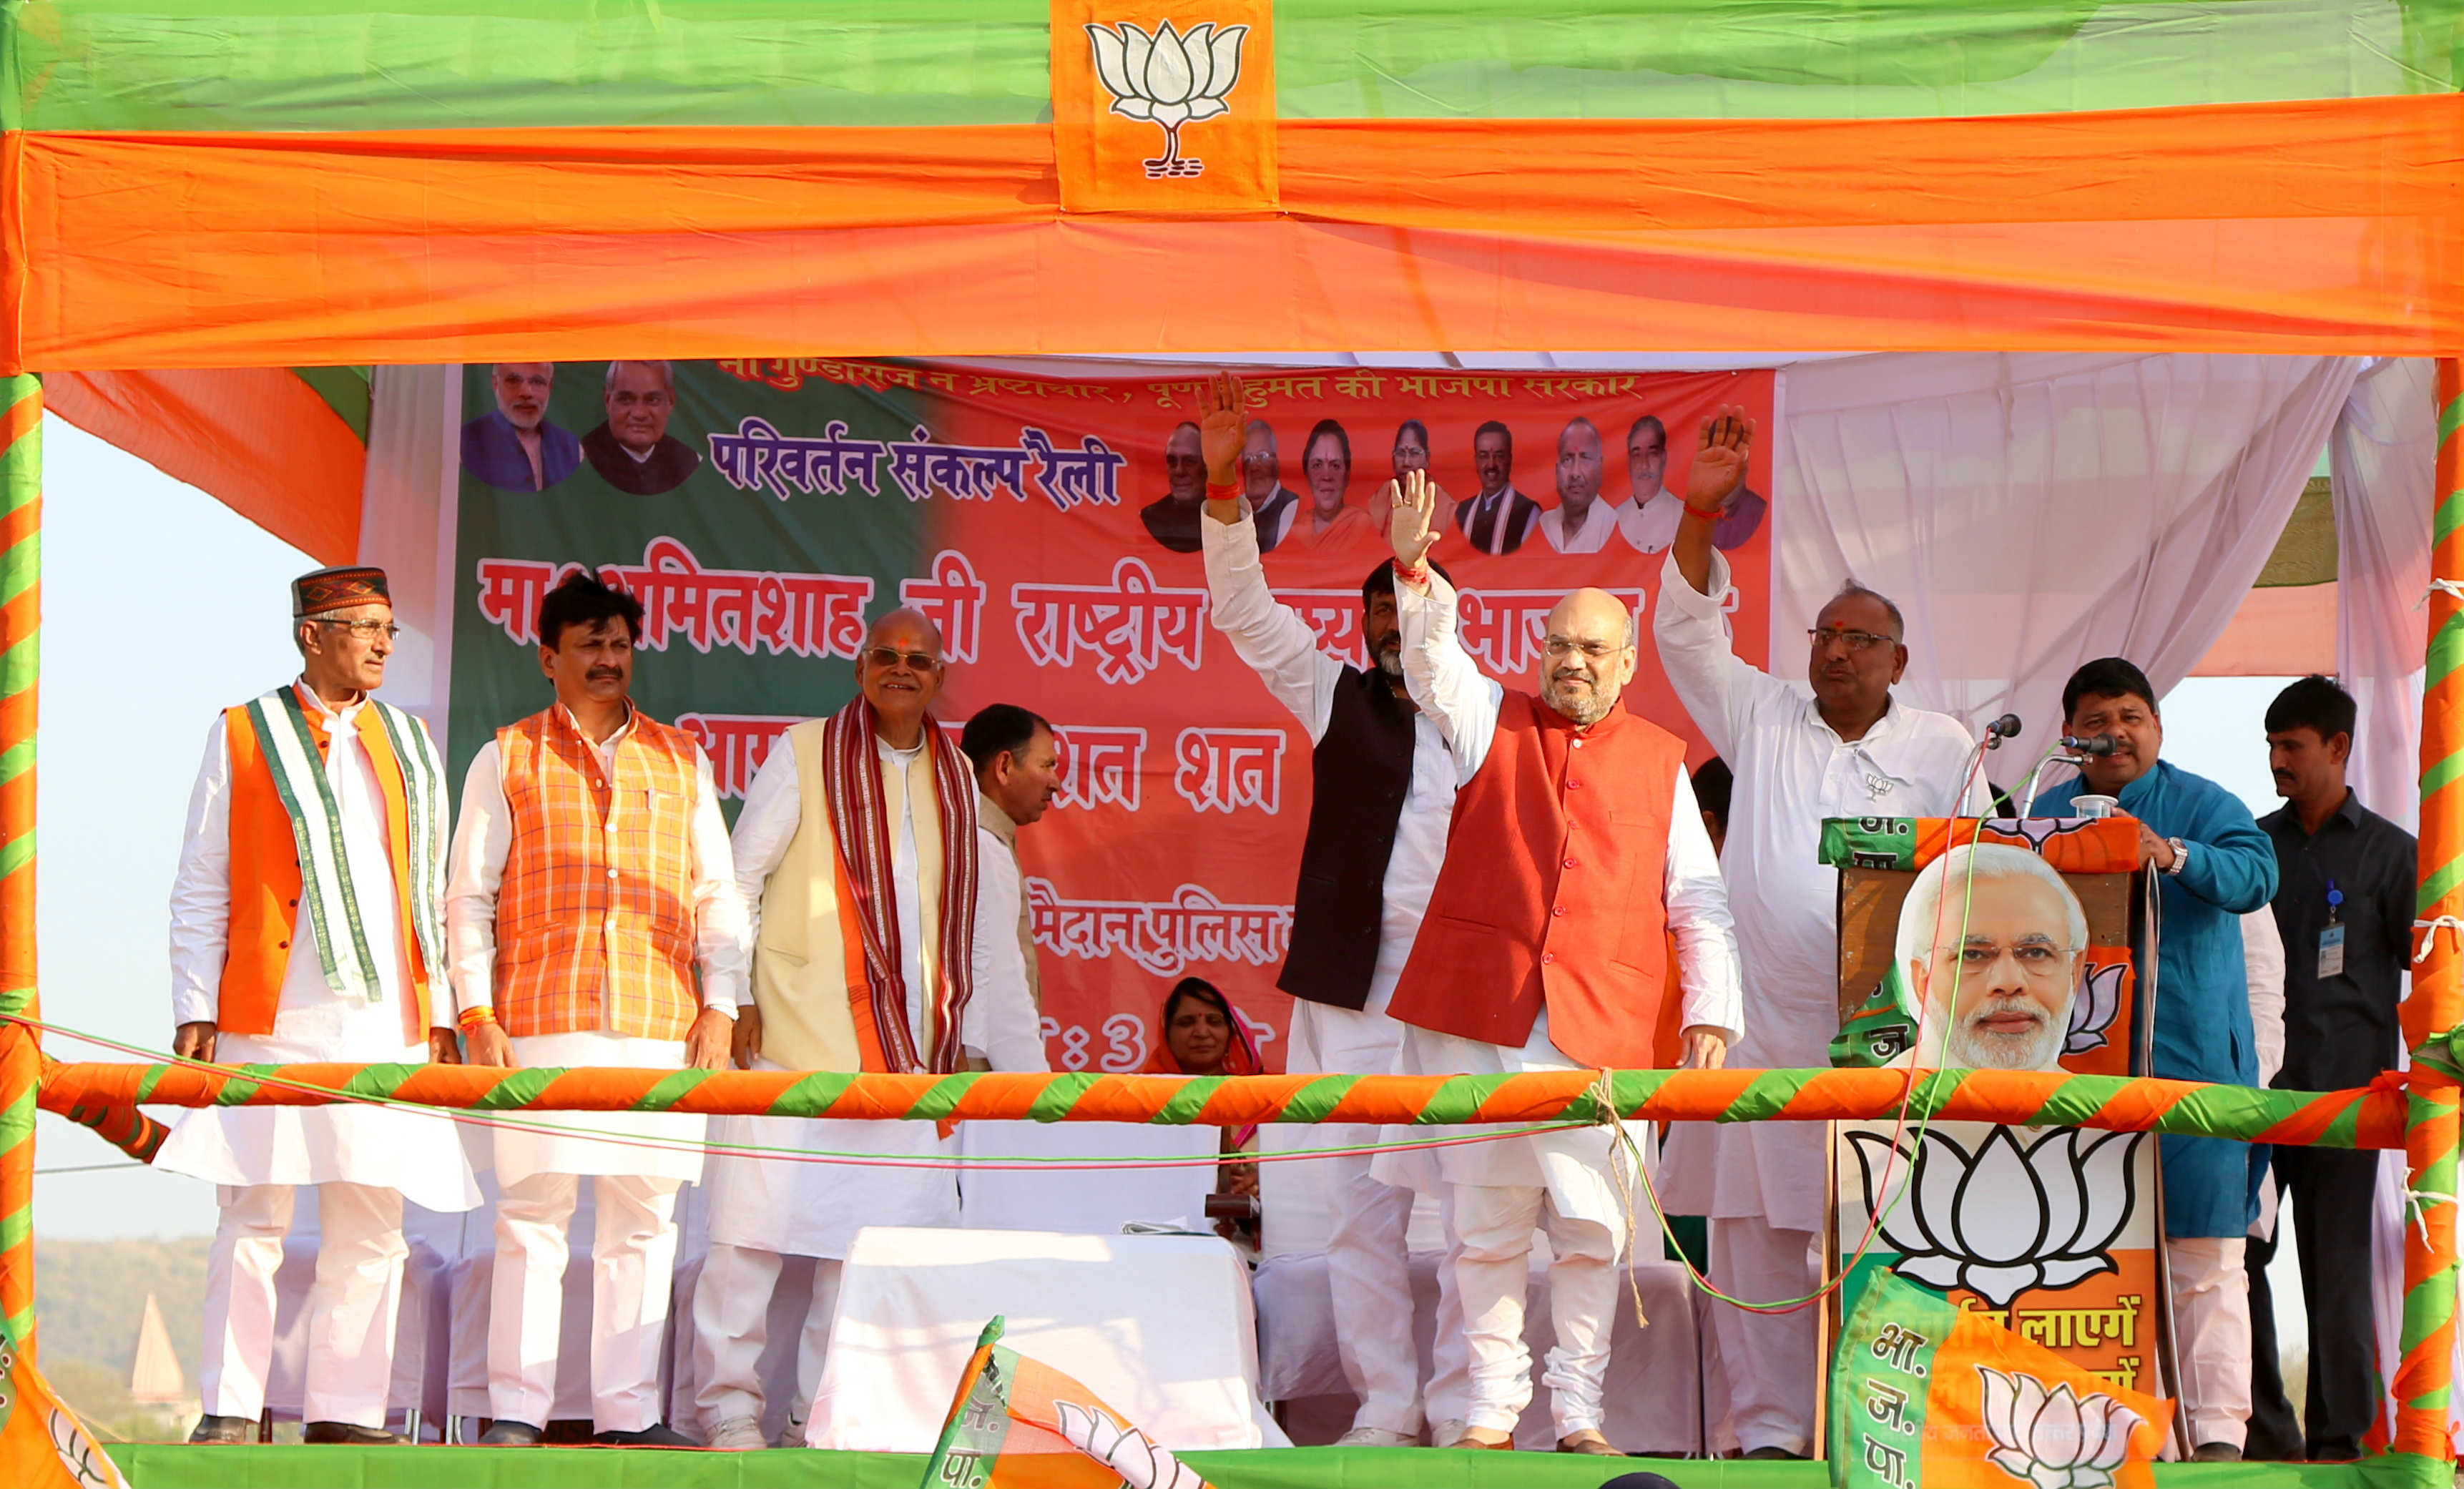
[33,1237,210,1413]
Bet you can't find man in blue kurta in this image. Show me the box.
[2036,657,2278,1463]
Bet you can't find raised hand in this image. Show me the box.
[1387,468,1439,572]
[1687,404,1754,511]
[1199,370,1245,488]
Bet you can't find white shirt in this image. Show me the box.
[730,729,1046,1072]
[1537,496,1629,555]
[1202,510,1464,1016]
[170,680,425,1045]
[1619,488,1684,554]
[442,702,748,1018]
[1653,549,1982,1229]
[1395,571,1746,1052]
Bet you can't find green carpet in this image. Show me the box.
[97,1445,2414,1489]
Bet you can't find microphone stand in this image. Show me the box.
[2019,747,2086,818]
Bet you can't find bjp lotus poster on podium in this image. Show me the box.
[446,357,1775,1076]
[1825,818,2174,1441]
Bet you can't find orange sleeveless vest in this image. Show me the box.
[494,706,702,1040]
[220,689,433,1041]
[1385,692,1685,1070]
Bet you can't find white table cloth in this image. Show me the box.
[956,1120,1217,1234]
[808,1226,1289,1452]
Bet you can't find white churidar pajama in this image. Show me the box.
[1383,574,1744,1440]
[2169,1236,2254,1449]
[163,684,478,1428]
[444,706,748,1431]
[1204,510,1471,1437]
[692,731,1046,1435]
[1654,550,1983,1455]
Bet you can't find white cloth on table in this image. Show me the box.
[2169,1234,2254,1451]
[809,1227,1288,1451]
[956,1120,1217,1234]
[201,1180,408,1427]
[1205,505,1469,1436]
[489,1169,681,1431]
[160,689,478,1213]
[1654,546,1982,1236]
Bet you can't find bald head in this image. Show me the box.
[1538,587,1638,727]
[858,606,946,742]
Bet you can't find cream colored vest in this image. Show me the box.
[752,718,946,1073]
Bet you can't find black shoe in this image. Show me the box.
[478,1420,544,1446]
[594,1422,700,1448]
[187,1414,253,1445]
[303,1422,408,1445]
[2191,1443,2244,1463]
[1742,1446,1810,1461]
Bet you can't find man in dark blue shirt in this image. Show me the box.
[2249,676,2414,1463]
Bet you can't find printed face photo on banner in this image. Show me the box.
[1825,820,2164,1405]
[449,358,1775,1075]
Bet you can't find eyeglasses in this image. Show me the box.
[865,646,941,671]
[315,619,402,641]
[1543,637,1626,660]
[1807,627,1897,654]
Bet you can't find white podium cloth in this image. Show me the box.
[1253,1249,1704,1453]
[808,1227,1288,1453]
[955,1121,1217,1233]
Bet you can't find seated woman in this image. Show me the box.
[1146,977,1262,1244]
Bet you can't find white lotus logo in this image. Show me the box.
[1980,1367,2143,1489]
[1085,20,1249,179]
[2063,962,2126,1056]
[1053,1399,1207,1488]
[1848,1126,2141,1307]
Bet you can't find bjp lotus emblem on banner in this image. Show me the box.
[2063,962,2126,1055]
[1849,1126,2142,1308]
[1084,21,1249,179]
[1978,1368,2146,1489]
[1051,0,1275,213]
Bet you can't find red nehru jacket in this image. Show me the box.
[1385,690,1686,1071]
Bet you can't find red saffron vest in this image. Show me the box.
[1385,692,1685,1070]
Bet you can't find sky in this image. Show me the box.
[21,413,2319,1352]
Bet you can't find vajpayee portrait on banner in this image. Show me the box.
[582,360,702,496]
[461,362,581,493]
[1892,842,2086,1072]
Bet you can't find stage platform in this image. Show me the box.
[97,1445,2420,1488]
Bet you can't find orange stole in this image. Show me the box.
[218,688,431,1041]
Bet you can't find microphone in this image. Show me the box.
[2061,734,2119,757]
[1983,714,2022,749]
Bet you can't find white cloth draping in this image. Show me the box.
[2330,357,2435,832]
[160,687,478,1214]
[808,1227,1290,1452]
[1773,353,2362,770]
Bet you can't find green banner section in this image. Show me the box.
[7,0,2453,132]
[94,1443,2441,1489]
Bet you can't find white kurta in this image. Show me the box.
[1653,549,1983,1232]
[1536,497,1629,555]
[706,730,1047,1259]
[442,705,749,1186]
[1373,574,1745,1228]
[1202,512,1463,1075]
[159,684,479,1215]
[1618,490,1684,555]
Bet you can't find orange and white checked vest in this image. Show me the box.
[494,705,702,1040]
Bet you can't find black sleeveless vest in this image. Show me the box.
[1278,666,1419,1009]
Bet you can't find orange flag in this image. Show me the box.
[921,1317,1214,1489]
[1831,1269,2173,1489]
[0,1321,127,1489]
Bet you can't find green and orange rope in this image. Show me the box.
[0,376,39,1364]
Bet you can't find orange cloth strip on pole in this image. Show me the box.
[44,370,363,564]
[29,1061,2413,1149]
[9,92,2464,370]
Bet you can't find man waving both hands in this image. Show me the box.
[1375,464,1743,1453]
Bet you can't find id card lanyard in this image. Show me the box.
[2320,879,2346,979]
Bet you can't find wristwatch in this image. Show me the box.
[2164,837,2190,876]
